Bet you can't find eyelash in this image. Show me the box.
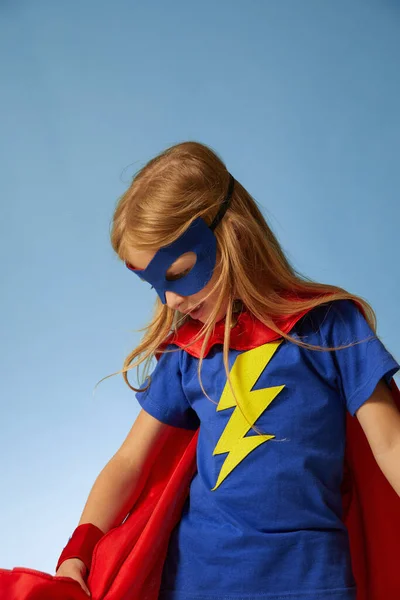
[166,267,192,282]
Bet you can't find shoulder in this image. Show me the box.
[154,342,197,380]
[150,344,186,382]
[294,299,370,344]
[306,299,361,324]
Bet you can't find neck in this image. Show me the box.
[230,299,243,328]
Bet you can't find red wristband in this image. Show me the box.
[56,523,104,572]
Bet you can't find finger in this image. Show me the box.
[79,579,91,596]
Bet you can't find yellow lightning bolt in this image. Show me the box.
[211,341,284,491]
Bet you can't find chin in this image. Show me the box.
[195,305,228,325]
[212,309,228,324]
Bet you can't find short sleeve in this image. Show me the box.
[319,300,399,416]
[135,345,200,430]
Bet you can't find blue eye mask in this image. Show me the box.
[125,174,234,304]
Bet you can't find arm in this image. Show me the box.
[356,378,400,496]
[77,408,173,532]
[55,408,172,590]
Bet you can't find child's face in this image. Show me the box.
[125,247,229,324]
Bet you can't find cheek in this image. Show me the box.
[187,279,214,304]
[188,255,222,302]
[197,270,221,302]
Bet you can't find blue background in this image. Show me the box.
[0,0,399,572]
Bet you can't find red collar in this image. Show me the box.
[162,306,313,358]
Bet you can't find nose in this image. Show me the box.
[165,290,186,311]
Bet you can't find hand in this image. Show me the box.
[55,557,91,596]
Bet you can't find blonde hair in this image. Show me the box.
[109,141,376,429]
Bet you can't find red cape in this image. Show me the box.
[1,301,399,600]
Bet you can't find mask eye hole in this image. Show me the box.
[166,266,194,282]
[165,252,197,282]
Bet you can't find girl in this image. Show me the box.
[17,141,400,599]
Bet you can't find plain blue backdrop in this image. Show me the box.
[0,0,399,572]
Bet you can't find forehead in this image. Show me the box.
[125,247,156,270]
[124,247,196,271]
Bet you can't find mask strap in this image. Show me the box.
[209,173,235,231]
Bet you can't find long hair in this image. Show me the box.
[109,141,376,427]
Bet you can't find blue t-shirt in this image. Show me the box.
[135,300,399,600]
